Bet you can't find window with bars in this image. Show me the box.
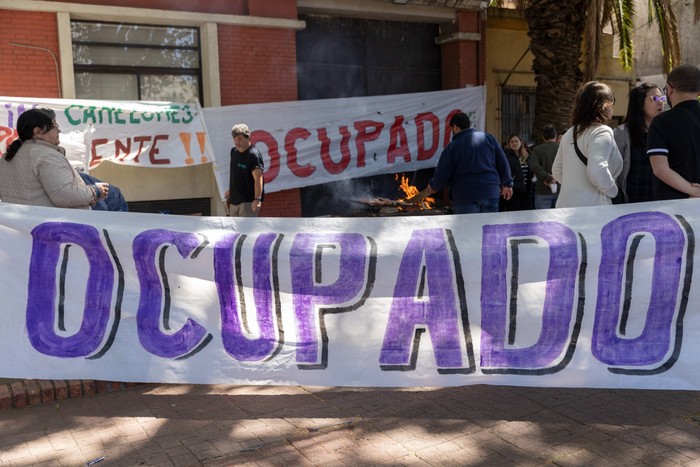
[500,86,536,145]
[71,21,202,103]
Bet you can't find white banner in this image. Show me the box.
[203,87,486,196]
[0,96,216,171]
[1,200,699,390]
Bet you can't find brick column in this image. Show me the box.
[439,10,486,89]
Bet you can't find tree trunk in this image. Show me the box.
[525,0,587,141]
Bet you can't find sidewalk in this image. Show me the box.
[1,383,699,466]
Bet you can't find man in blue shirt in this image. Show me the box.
[408,112,513,213]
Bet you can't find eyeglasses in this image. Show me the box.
[649,95,667,104]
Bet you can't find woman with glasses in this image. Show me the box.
[613,83,665,202]
[0,108,108,208]
[552,81,623,207]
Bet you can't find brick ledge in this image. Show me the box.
[0,380,147,411]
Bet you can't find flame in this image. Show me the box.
[395,174,435,209]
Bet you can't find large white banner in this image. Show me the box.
[203,87,486,196]
[1,200,699,390]
[0,96,217,171]
[0,89,485,199]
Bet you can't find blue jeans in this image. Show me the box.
[534,193,558,210]
[453,198,500,214]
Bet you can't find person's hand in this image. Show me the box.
[501,186,513,200]
[95,182,109,199]
[252,199,262,212]
[689,183,700,198]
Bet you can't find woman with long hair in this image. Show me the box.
[613,83,665,202]
[500,133,533,211]
[552,81,623,207]
[0,108,108,208]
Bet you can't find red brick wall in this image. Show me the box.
[248,0,297,19]
[218,25,298,106]
[218,24,301,216]
[258,189,302,217]
[440,11,485,89]
[0,10,61,98]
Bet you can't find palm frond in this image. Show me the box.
[649,0,681,74]
[612,0,635,72]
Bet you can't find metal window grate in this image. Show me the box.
[501,86,536,145]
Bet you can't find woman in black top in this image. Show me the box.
[613,83,665,202]
[500,134,533,211]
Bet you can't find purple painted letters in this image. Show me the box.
[133,229,209,358]
[593,212,685,367]
[27,223,114,357]
[480,222,579,372]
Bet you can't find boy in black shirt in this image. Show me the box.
[647,64,700,200]
[225,123,264,217]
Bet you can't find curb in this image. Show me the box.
[0,380,147,412]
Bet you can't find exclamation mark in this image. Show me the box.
[197,132,208,163]
[180,132,195,165]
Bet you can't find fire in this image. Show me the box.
[395,174,435,209]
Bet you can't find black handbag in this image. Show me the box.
[572,133,627,204]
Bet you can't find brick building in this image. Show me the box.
[0,0,486,217]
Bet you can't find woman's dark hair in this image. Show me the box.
[4,108,55,161]
[571,81,614,138]
[624,83,658,148]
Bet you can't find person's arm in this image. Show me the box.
[251,168,264,213]
[646,115,700,198]
[649,156,700,197]
[612,125,630,187]
[38,156,106,208]
[529,147,552,183]
[494,141,513,200]
[582,127,618,198]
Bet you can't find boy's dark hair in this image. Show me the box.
[542,124,557,141]
[449,112,471,130]
[667,64,700,93]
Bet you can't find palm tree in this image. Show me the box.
[491,0,700,139]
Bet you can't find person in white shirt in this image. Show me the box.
[552,81,623,208]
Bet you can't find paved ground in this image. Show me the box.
[0,384,699,466]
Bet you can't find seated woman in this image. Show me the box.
[0,108,108,209]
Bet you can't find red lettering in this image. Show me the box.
[115,138,131,161]
[387,116,410,164]
[0,126,17,150]
[132,136,151,164]
[318,127,352,175]
[415,112,440,161]
[353,121,384,167]
[148,134,170,165]
[444,109,462,147]
[90,138,109,169]
[285,128,315,178]
[251,130,280,184]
